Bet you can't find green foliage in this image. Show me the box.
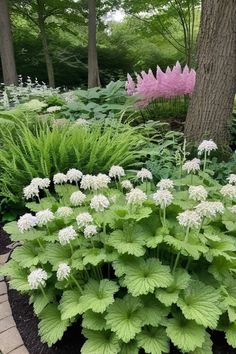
[2,155,236,352]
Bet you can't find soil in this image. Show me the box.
[1,228,236,354]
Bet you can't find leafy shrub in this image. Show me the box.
[2,141,236,353]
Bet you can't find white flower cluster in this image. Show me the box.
[23,177,50,200]
[227,174,236,185]
[182,158,201,174]
[126,188,147,206]
[31,177,50,189]
[229,205,236,214]
[220,184,236,199]
[198,140,217,155]
[66,169,83,183]
[177,210,202,229]
[90,194,110,212]
[84,225,97,238]
[76,212,93,228]
[137,168,152,182]
[46,105,62,113]
[70,191,86,206]
[53,173,67,185]
[195,201,224,218]
[189,186,208,202]
[56,207,73,218]
[153,190,173,209]
[75,118,90,126]
[58,226,77,245]
[81,174,110,190]
[157,179,174,190]
[28,268,48,289]
[121,180,133,190]
[36,209,54,226]
[57,263,71,281]
[109,165,125,179]
[17,213,37,233]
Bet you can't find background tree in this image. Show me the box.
[0,0,17,84]
[88,0,100,87]
[184,0,236,147]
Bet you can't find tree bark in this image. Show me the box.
[184,0,236,146]
[88,0,100,88]
[37,0,55,88]
[0,0,17,85]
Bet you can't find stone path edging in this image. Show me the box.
[0,253,29,354]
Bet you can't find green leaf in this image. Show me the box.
[177,281,221,328]
[112,255,139,278]
[41,243,72,269]
[225,322,236,348]
[166,315,206,352]
[140,295,170,326]
[26,197,57,212]
[105,295,143,343]
[156,269,191,306]
[123,258,173,296]
[82,310,107,331]
[165,235,207,260]
[59,289,85,320]
[137,326,169,354]
[38,304,70,347]
[79,279,119,313]
[108,228,146,257]
[55,185,79,203]
[30,288,54,315]
[83,248,106,266]
[81,329,120,354]
[3,221,20,238]
[11,244,39,268]
[1,260,30,292]
[189,333,213,354]
[120,340,139,354]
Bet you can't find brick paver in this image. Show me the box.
[0,327,23,353]
[0,316,15,334]
[0,302,12,320]
[0,295,8,304]
[0,282,7,295]
[0,254,9,265]
[8,346,29,354]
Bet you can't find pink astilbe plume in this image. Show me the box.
[126,61,196,108]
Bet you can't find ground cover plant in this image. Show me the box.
[2,139,236,353]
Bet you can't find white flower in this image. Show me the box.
[31,177,50,189]
[56,207,73,218]
[182,158,201,174]
[70,191,86,206]
[109,165,125,179]
[53,173,67,185]
[90,194,110,212]
[195,201,224,218]
[137,168,153,182]
[177,210,202,228]
[57,263,71,281]
[36,209,54,226]
[76,212,93,228]
[75,118,89,125]
[229,205,236,214]
[198,140,218,155]
[28,269,48,289]
[66,169,83,183]
[227,174,236,185]
[46,105,62,113]
[80,175,97,190]
[23,184,39,200]
[153,190,173,209]
[121,180,133,190]
[126,188,147,206]
[84,224,97,238]
[17,213,37,233]
[58,226,77,245]
[96,173,111,189]
[220,184,236,199]
[189,186,208,201]
[157,179,174,190]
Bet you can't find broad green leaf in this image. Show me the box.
[41,243,72,269]
[123,258,173,296]
[1,260,30,292]
[137,326,169,354]
[83,248,107,266]
[177,281,221,328]
[38,304,70,347]
[55,185,79,203]
[166,315,206,352]
[225,322,236,348]
[112,255,139,278]
[59,289,85,320]
[26,197,57,212]
[189,333,213,354]
[108,228,146,257]
[120,340,139,354]
[105,295,143,343]
[81,329,120,354]
[140,295,170,326]
[165,235,207,260]
[82,310,107,331]
[30,288,54,315]
[11,244,39,268]
[79,279,119,313]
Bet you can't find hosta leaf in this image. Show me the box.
[156,269,191,306]
[108,229,146,257]
[82,310,107,331]
[123,258,173,296]
[59,289,85,320]
[105,295,143,343]
[140,295,170,326]
[120,340,139,354]
[225,322,236,348]
[177,281,221,328]
[189,333,213,354]
[30,288,54,315]
[81,329,120,354]
[137,326,169,354]
[83,248,106,266]
[79,279,119,313]
[41,243,72,269]
[11,244,39,268]
[38,304,70,347]
[166,315,206,352]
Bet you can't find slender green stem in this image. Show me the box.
[163,208,166,227]
[203,150,207,172]
[37,239,44,251]
[40,285,48,301]
[172,226,190,273]
[69,242,73,255]
[71,274,83,293]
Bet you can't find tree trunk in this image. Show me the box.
[0,0,17,85]
[88,0,100,88]
[37,0,55,88]
[184,0,236,146]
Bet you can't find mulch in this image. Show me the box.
[1,227,236,353]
